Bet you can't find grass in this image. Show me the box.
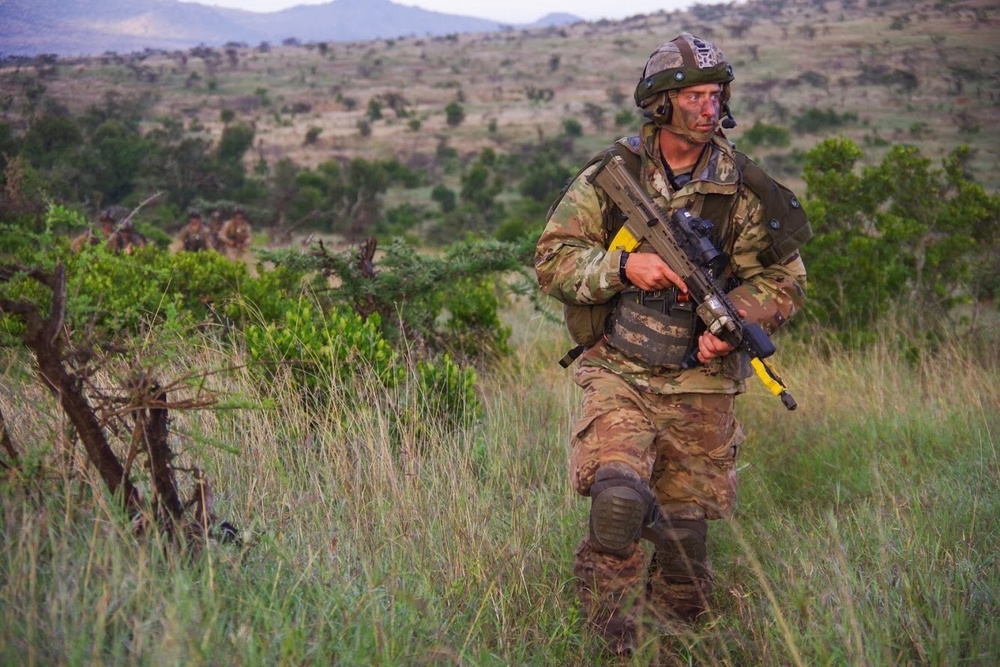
[1,297,998,665]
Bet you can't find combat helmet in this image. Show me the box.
[634,33,736,130]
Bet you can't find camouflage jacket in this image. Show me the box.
[220,218,251,248]
[534,124,807,395]
[106,231,149,255]
[177,224,212,252]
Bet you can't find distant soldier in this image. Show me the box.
[219,206,252,260]
[106,219,149,255]
[71,209,116,252]
[208,210,224,251]
[176,209,212,252]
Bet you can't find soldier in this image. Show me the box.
[106,218,149,255]
[219,206,252,260]
[71,209,116,253]
[534,33,808,654]
[208,210,223,251]
[176,209,211,252]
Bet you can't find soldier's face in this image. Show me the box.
[673,83,722,139]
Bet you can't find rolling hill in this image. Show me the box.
[0,0,581,56]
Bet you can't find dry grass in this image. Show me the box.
[1,296,998,665]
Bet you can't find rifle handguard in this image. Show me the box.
[590,149,798,411]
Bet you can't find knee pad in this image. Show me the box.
[650,518,709,584]
[588,464,656,558]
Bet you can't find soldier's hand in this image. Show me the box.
[623,252,687,293]
[696,309,747,363]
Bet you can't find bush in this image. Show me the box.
[561,118,583,137]
[415,354,480,426]
[303,126,322,145]
[431,184,456,213]
[615,109,637,127]
[441,277,511,360]
[445,101,465,127]
[741,121,791,148]
[244,298,398,394]
[792,108,858,134]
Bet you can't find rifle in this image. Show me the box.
[588,148,798,411]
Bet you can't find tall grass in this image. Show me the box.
[1,302,997,665]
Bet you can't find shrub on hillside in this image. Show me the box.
[792,107,858,134]
[741,121,791,148]
[802,138,1000,341]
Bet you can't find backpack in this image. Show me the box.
[547,138,641,367]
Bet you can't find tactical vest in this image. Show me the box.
[551,135,811,368]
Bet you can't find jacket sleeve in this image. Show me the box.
[534,166,628,305]
[725,189,808,335]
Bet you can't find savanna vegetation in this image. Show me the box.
[1,0,998,664]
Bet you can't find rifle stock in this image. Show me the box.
[588,149,797,411]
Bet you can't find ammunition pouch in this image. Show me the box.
[606,286,700,370]
[563,299,616,349]
[735,153,812,267]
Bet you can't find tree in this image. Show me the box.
[802,137,1000,339]
[431,184,456,213]
[79,119,151,203]
[518,147,571,204]
[141,118,217,209]
[445,101,465,128]
[460,149,503,216]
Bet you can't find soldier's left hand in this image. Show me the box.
[696,309,747,363]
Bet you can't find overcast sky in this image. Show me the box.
[197,0,726,25]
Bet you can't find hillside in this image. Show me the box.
[0,0,578,56]
[0,0,998,195]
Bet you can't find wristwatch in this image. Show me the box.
[619,250,630,284]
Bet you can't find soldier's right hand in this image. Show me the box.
[623,252,687,293]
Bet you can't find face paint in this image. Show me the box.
[662,86,721,145]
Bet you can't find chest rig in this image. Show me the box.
[552,134,810,368]
[608,161,730,369]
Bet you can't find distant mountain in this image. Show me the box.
[0,0,583,57]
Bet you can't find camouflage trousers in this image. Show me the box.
[569,365,744,649]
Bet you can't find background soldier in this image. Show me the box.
[106,218,148,255]
[219,206,252,261]
[71,209,116,253]
[534,33,808,655]
[208,210,223,251]
[176,209,211,252]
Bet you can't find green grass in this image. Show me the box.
[1,301,998,665]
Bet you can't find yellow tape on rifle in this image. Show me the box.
[609,226,641,252]
[751,357,786,397]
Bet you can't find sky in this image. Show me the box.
[198,0,726,25]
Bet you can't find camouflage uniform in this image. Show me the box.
[219,210,252,261]
[208,211,223,251]
[177,212,211,252]
[535,34,807,654]
[71,211,116,253]
[106,220,149,255]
